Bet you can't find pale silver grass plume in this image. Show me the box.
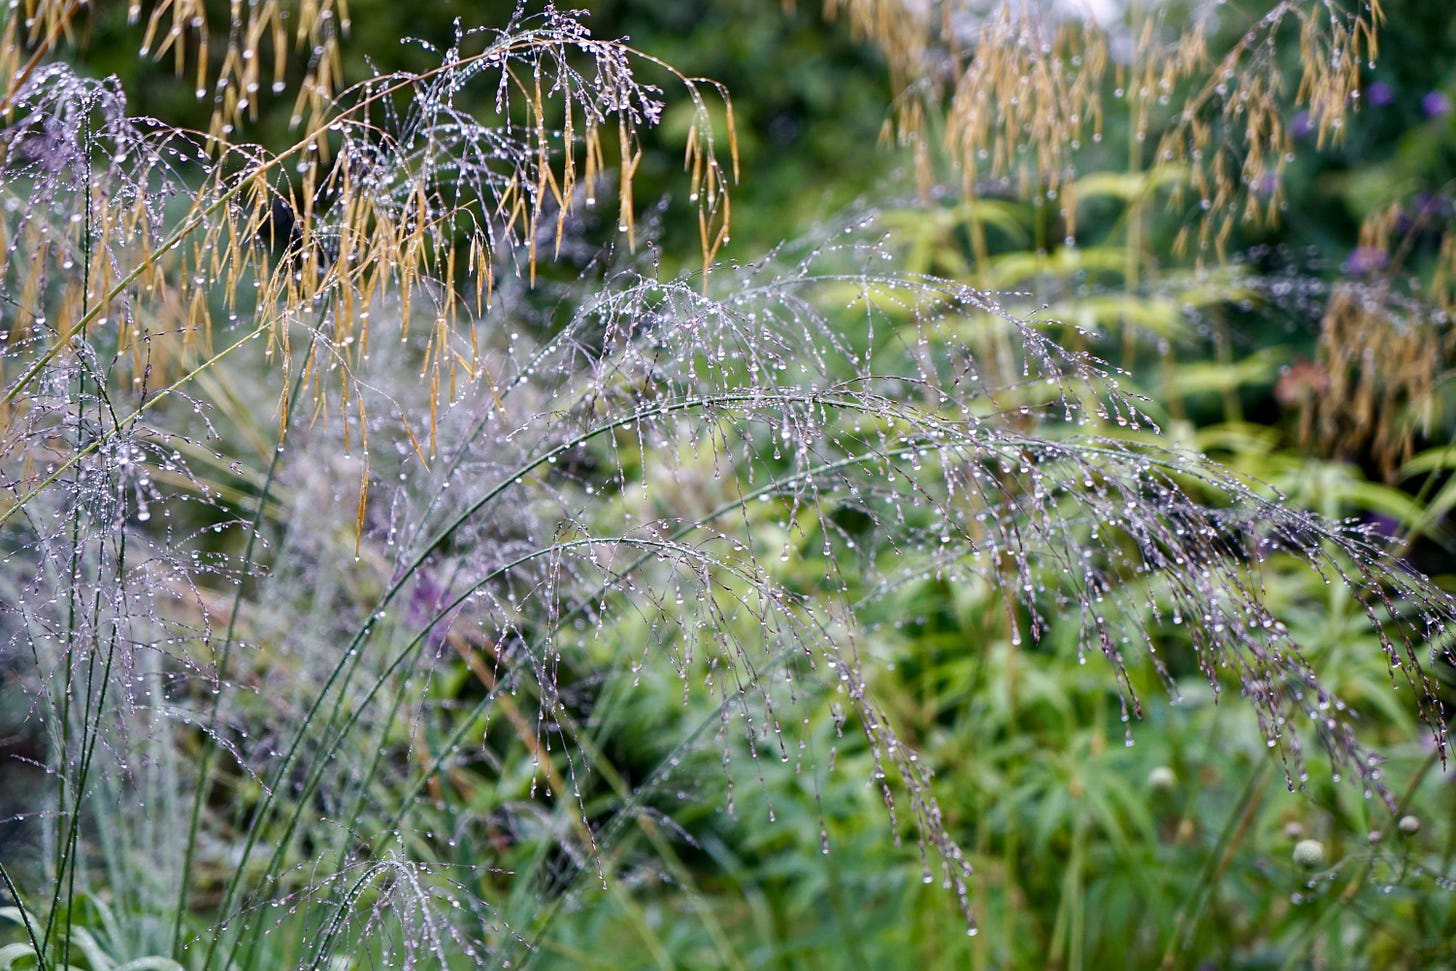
[0,64,213,402]
[192,211,1456,962]
[0,67,251,955]
[0,7,712,964]
[0,59,229,695]
[0,8,731,963]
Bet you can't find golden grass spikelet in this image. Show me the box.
[136,0,348,138]
[1292,200,1453,481]
[824,0,1381,261]
[943,6,1105,203]
[0,0,347,135]
[1303,283,1445,480]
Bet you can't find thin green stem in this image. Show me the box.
[1161,760,1271,968]
[0,863,50,971]
[169,334,314,958]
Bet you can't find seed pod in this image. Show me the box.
[1293,839,1326,870]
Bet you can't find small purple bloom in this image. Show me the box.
[1366,82,1394,107]
[1395,205,1414,235]
[1364,512,1402,542]
[407,570,461,649]
[1290,111,1314,139]
[1416,191,1451,218]
[1397,192,1452,234]
[1342,245,1387,276]
[1421,91,1451,118]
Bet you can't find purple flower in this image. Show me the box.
[1290,111,1314,139]
[1395,192,1451,234]
[1366,82,1394,107]
[1342,245,1387,275]
[407,570,461,649]
[1421,91,1451,118]
[1363,512,1402,542]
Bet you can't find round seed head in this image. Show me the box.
[1292,839,1326,870]
[1147,766,1177,792]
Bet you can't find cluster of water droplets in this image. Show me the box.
[217,208,1455,955]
